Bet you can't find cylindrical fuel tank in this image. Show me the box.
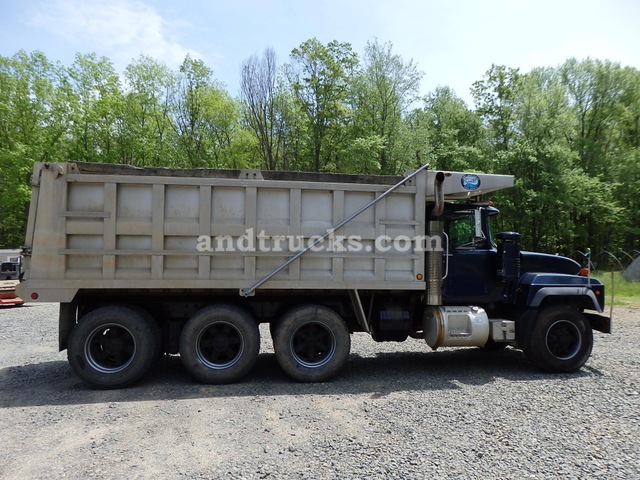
[424,306,490,348]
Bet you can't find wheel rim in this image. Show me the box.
[196,321,244,369]
[545,320,582,360]
[85,323,136,374]
[290,322,336,368]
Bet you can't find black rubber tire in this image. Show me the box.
[67,306,159,389]
[524,306,593,373]
[179,304,259,384]
[269,320,278,341]
[273,304,350,382]
[129,306,163,360]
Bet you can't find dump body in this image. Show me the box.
[18,162,512,303]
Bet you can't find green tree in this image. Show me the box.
[472,65,521,152]
[170,55,245,168]
[351,39,423,174]
[241,47,282,170]
[0,51,69,246]
[421,86,485,172]
[65,53,124,163]
[122,55,176,166]
[271,83,308,171]
[286,38,358,172]
[395,107,432,171]
[559,59,634,254]
[200,86,248,168]
[612,67,640,250]
[560,58,622,177]
[473,65,569,251]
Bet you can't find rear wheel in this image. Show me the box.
[273,304,350,382]
[524,306,593,373]
[67,306,159,389]
[130,306,162,360]
[179,304,259,384]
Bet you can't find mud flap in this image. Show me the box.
[584,312,611,334]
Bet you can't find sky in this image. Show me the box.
[1,0,639,106]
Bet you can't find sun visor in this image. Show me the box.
[426,171,514,201]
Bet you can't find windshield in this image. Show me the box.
[1,262,16,272]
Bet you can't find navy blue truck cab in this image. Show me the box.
[431,202,610,373]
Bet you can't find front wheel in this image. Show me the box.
[524,306,593,373]
[67,306,160,389]
[273,304,350,382]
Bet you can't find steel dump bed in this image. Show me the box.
[18,162,513,303]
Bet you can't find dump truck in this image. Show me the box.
[16,161,611,388]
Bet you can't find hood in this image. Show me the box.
[520,251,581,275]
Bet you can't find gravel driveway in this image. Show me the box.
[1,302,638,479]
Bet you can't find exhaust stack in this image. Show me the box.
[426,172,445,306]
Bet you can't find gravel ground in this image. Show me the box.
[0,302,639,479]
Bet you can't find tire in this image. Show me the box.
[129,306,163,360]
[67,306,159,389]
[273,304,350,382]
[524,306,593,373]
[269,320,278,341]
[179,304,259,384]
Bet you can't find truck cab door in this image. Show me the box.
[441,207,499,305]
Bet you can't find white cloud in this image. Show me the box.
[29,0,202,69]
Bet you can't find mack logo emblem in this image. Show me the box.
[461,174,481,190]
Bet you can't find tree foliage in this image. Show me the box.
[122,55,176,166]
[287,38,359,172]
[351,39,423,174]
[241,47,281,170]
[0,46,637,259]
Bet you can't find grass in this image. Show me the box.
[591,270,640,308]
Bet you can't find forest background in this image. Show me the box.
[1,39,638,267]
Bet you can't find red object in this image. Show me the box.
[0,296,24,306]
[0,282,24,306]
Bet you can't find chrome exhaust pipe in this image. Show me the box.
[426,172,445,306]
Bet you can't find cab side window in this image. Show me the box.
[446,214,475,249]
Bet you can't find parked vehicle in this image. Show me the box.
[17,162,610,388]
[0,253,23,305]
[1,258,21,280]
